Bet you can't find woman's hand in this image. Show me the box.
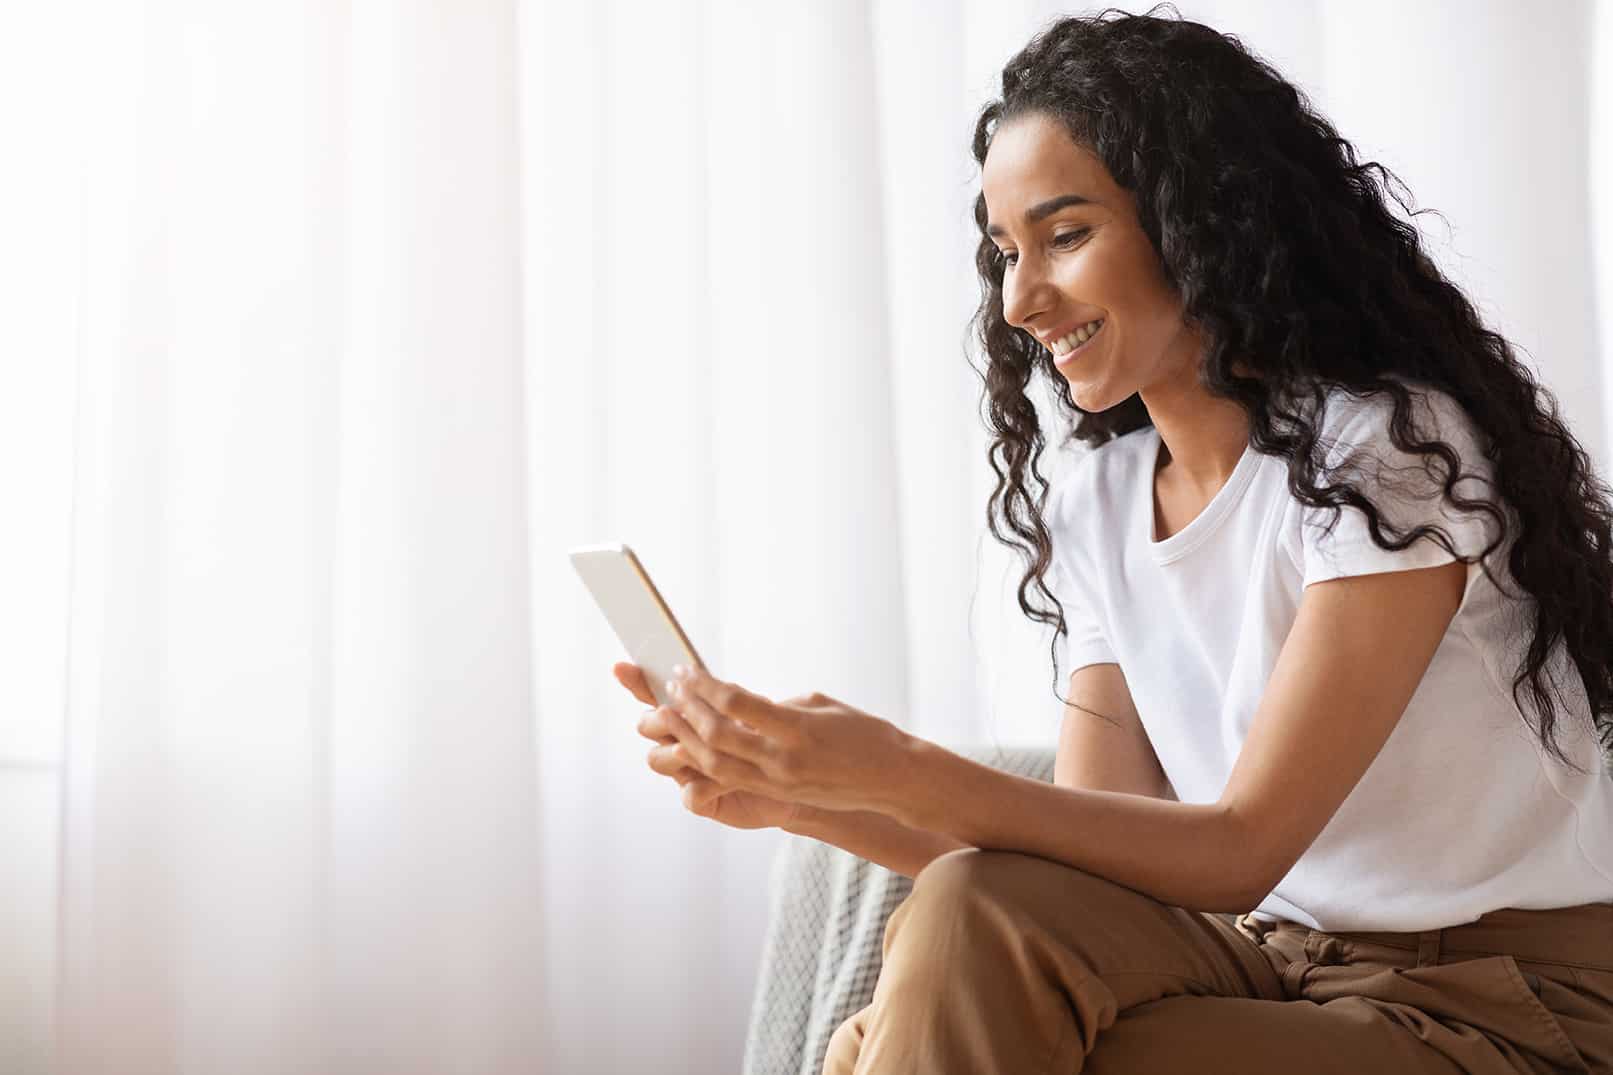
[613,662,803,831]
[649,662,913,817]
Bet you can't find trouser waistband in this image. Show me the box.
[1239,901,1613,969]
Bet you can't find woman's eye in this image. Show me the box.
[999,229,1089,268]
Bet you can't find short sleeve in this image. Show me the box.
[1300,384,1506,589]
[1045,477,1117,673]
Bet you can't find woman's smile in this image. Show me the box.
[1053,318,1105,368]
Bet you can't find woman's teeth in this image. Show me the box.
[1051,319,1104,356]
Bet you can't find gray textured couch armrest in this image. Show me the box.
[740,744,1057,1075]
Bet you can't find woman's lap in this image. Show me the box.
[822,849,1612,1074]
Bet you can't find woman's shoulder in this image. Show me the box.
[1310,374,1494,480]
[1046,427,1154,529]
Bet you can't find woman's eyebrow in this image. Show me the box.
[986,193,1097,239]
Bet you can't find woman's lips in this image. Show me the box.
[1054,320,1104,368]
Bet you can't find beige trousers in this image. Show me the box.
[822,848,1613,1074]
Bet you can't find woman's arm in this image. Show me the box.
[889,559,1469,914]
[783,804,971,881]
[893,740,1256,912]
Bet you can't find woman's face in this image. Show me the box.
[982,112,1205,411]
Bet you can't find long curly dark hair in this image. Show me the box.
[970,6,1613,773]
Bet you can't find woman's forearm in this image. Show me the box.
[782,803,972,880]
[889,738,1260,912]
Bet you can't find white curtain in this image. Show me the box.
[1,1,1607,1073]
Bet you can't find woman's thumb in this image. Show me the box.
[613,662,657,705]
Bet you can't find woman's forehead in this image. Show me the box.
[983,120,1114,227]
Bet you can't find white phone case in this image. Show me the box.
[567,542,707,708]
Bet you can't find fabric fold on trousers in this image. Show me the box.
[821,848,1613,1075]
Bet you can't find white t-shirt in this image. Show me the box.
[1045,377,1613,931]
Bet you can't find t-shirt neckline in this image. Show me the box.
[1141,426,1259,563]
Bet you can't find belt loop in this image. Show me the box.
[1416,929,1443,967]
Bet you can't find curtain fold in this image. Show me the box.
[57,2,544,1073]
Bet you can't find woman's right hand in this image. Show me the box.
[613,661,805,832]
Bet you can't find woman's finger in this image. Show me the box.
[661,704,770,791]
[638,707,700,785]
[681,774,723,813]
[676,665,796,740]
[613,662,657,706]
[668,686,772,769]
[646,739,704,781]
[636,705,681,742]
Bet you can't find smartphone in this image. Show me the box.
[567,543,708,708]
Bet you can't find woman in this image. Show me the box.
[618,9,1613,1073]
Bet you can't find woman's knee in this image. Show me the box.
[911,845,984,889]
[820,1008,867,1075]
[912,846,1057,894]
[913,847,1113,908]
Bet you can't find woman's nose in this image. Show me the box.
[1001,260,1049,329]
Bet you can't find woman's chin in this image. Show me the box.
[1065,378,1106,411]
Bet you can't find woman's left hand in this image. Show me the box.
[655,663,914,817]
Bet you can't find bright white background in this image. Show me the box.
[1,1,1609,1072]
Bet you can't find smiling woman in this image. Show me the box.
[980,119,1203,415]
[963,10,1613,779]
[818,7,1613,1075]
